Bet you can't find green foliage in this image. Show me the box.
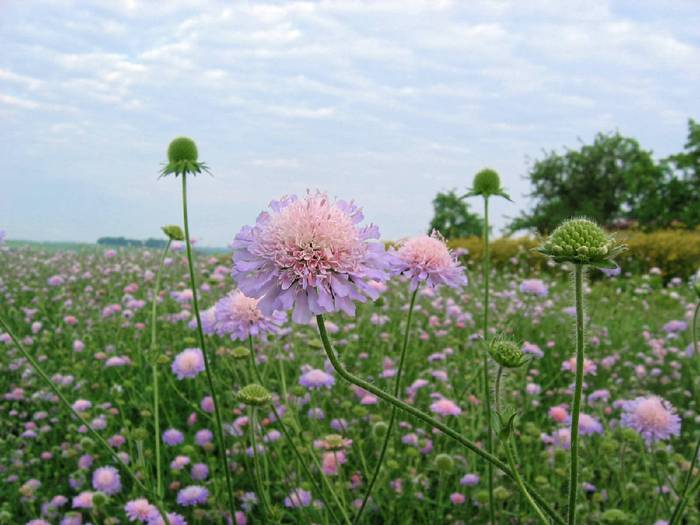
[428,189,483,239]
[510,120,700,234]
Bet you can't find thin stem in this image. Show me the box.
[249,407,272,519]
[180,173,237,519]
[0,316,170,522]
[669,302,700,525]
[495,365,503,415]
[149,239,171,500]
[316,314,565,525]
[505,436,549,525]
[354,288,419,524]
[482,195,495,524]
[246,336,348,525]
[568,264,585,525]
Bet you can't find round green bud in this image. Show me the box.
[132,428,149,442]
[493,486,510,501]
[534,475,548,486]
[167,137,198,163]
[236,383,272,406]
[434,453,454,472]
[231,346,251,360]
[538,218,625,266]
[156,354,170,365]
[0,511,13,524]
[601,509,631,524]
[353,406,368,418]
[474,490,490,504]
[181,444,196,456]
[80,437,94,451]
[92,492,108,507]
[386,459,400,470]
[161,225,185,241]
[372,421,388,438]
[489,338,526,368]
[472,168,502,196]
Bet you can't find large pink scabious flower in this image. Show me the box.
[214,291,285,340]
[620,395,681,445]
[232,191,390,323]
[390,231,466,291]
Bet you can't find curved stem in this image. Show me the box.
[149,239,171,500]
[482,195,495,524]
[246,336,349,525]
[568,264,585,525]
[505,435,549,525]
[316,314,565,525]
[180,173,237,519]
[0,316,170,522]
[669,302,700,525]
[354,288,419,524]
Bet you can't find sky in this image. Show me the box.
[2,0,699,247]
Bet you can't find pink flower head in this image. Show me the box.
[620,396,681,445]
[232,191,390,323]
[299,368,335,389]
[171,348,205,380]
[561,356,597,375]
[549,406,569,423]
[92,466,121,495]
[519,278,548,297]
[390,231,467,291]
[214,291,285,340]
[430,398,462,417]
[124,498,156,522]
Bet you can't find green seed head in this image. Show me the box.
[324,434,347,450]
[489,338,527,368]
[92,492,108,507]
[236,383,272,406]
[131,428,149,442]
[161,225,185,241]
[601,509,632,524]
[231,346,251,360]
[537,218,625,267]
[372,421,388,438]
[472,168,502,196]
[434,453,454,472]
[167,137,198,163]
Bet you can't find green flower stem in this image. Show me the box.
[669,302,700,525]
[249,407,273,519]
[495,365,503,415]
[316,314,565,525]
[354,287,419,524]
[246,336,348,525]
[568,264,585,525]
[0,316,170,523]
[505,436,549,525]
[180,173,237,519]
[482,195,495,524]
[149,239,171,500]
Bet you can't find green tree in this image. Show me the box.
[510,132,668,234]
[428,190,483,238]
[665,119,700,227]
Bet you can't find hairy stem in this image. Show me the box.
[568,264,585,525]
[354,288,419,524]
[316,314,565,525]
[181,173,237,519]
[482,195,495,524]
[506,435,549,524]
[149,239,171,500]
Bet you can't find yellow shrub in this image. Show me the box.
[447,230,700,278]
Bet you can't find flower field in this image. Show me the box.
[1,210,699,524]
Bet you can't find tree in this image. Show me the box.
[664,119,700,228]
[509,132,669,234]
[428,190,483,238]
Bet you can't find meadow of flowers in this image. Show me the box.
[1,139,700,525]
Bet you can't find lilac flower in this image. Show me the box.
[194,429,213,447]
[284,488,312,508]
[620,396,681,445]
[191,463,209,481]
[519,278,548,296]
[162,428,184,446]
[460,473,480,486]
[663,320,688,334]
[176,485,209,507]
[147,512,187,525]
[171,348,205,380]
[124,498,156,522]
[91,466,121,495]
[232,191,390,323]
[214,291,285,340]
[430,398,462,417]
[389,231,467,290]
[299,368,335,389]
[574,414,604,436]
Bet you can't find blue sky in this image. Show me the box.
[2,0,699,247]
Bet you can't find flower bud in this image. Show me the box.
[161,225,185,241]
[236,383,272,406]
[537,218,625,267]
[489,339,527,368]
[168,137,198,163]
[231,346,251,360]
[372,421,388,438]
[92,492,108,507]
[472,168,502,196]
[434,453,454,472]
